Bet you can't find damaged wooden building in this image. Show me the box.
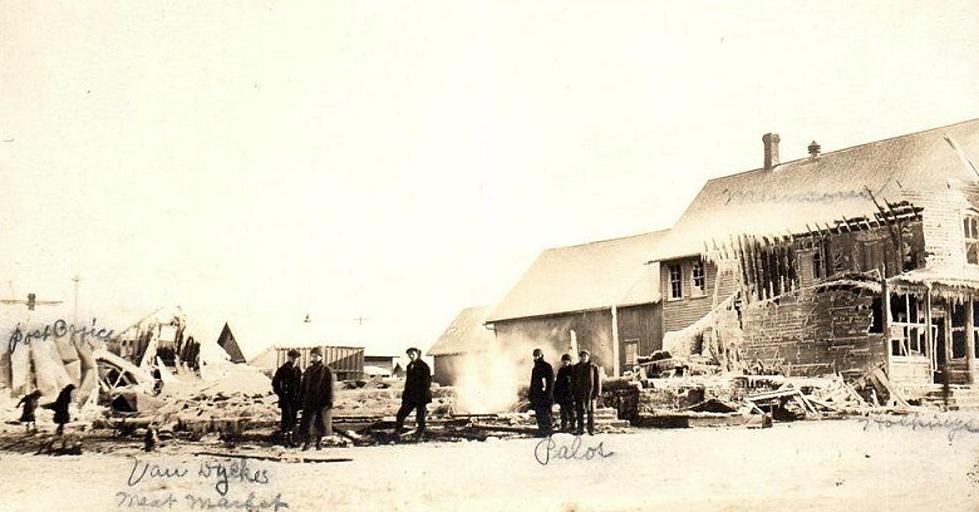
[650,118,979,388]
[487,230,668,376]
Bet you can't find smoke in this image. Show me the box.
[451,333,570,414]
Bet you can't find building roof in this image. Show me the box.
[487,230,668,323]
[429,306,496,356]
[651,118,979,262]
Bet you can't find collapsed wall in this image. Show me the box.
[739,281,886,377]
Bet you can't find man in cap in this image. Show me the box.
[529,348,554,437]
[553,354,576,433]
[395,347,432,441]
[571,349,602,435]
[272,349,303,447]
[298,347,334,450]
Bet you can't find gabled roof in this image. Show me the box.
[488,230,668,323]
[429,306,496,356]
[651,118,979,262]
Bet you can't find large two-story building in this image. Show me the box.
[651,119,979,386]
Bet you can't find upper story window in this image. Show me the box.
[812,242,826,279]
[691,260,706,295]
[668,264,683,299]
[964,215,979,264]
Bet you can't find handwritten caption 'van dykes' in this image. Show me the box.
[115,457,288,511]
[7,318,115,353]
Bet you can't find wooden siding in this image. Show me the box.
[616,303,663,367]
[433,354,463,386]
[662,257,717,333]
[494,310,615,371]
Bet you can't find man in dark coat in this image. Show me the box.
[553,354,575,433]
[395,347,431,441]
[571,350,602,435]
[298,347,334,450]
[529,348,554,437]
[272,349,303,447]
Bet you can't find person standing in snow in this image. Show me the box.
[272,349,303,447]
[553,354,576,433]
[298,347,334,450]
[571,350,602,436]
[395,347,432,441]
[51,384,75,436]
[16,390,41,433]
[528,348,554,437]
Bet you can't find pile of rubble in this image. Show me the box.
[602,366,922,430]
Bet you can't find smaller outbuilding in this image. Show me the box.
[428,306,496,386]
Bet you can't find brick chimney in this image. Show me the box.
[808,140,821,160]
[762,133,780,170]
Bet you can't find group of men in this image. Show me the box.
[272,346,433,449]
[529,348,603,437]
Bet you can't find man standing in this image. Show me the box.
[571,349,602,436]
[553,354,575,433]
[272,349,302,447]
[395,347,431,441]
[529,348,554,437]
[298,347,334,450]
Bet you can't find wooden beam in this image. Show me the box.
[611,305,620,378]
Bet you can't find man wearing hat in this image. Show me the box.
[395,347,432,441]
[571,349,602,435]
[553,354,576,433]
[272,349,303,447]
[529,348,554,437]
[298,347,334,450]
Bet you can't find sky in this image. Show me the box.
[1,1,978,358]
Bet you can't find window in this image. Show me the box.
[812,240,828,279]
[669,264,683,299]
[965,215,979,264]
[952,302,967,359]
[890,292,926,357]
[869,297,884,334]
[691,260,706,295]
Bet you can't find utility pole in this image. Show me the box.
[72,275,81,325]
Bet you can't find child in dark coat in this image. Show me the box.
[51,384,75,436]
[16,390,42,433]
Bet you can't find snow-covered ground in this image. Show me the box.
[0,419,977,511]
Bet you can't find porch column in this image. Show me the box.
[882,273,891,377]
[926,289,935,373]
[611,306,620,377]
[967,298,976,384]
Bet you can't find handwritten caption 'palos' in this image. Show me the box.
[115,457,289,511]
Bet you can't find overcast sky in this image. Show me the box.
[2,1,978,357]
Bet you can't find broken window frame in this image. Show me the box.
[964,214,979,265]
[812,240,826,280]
[951,302,968,360]
[691,260,706,296]
[668,264,683,299]
[889,292,927,358]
